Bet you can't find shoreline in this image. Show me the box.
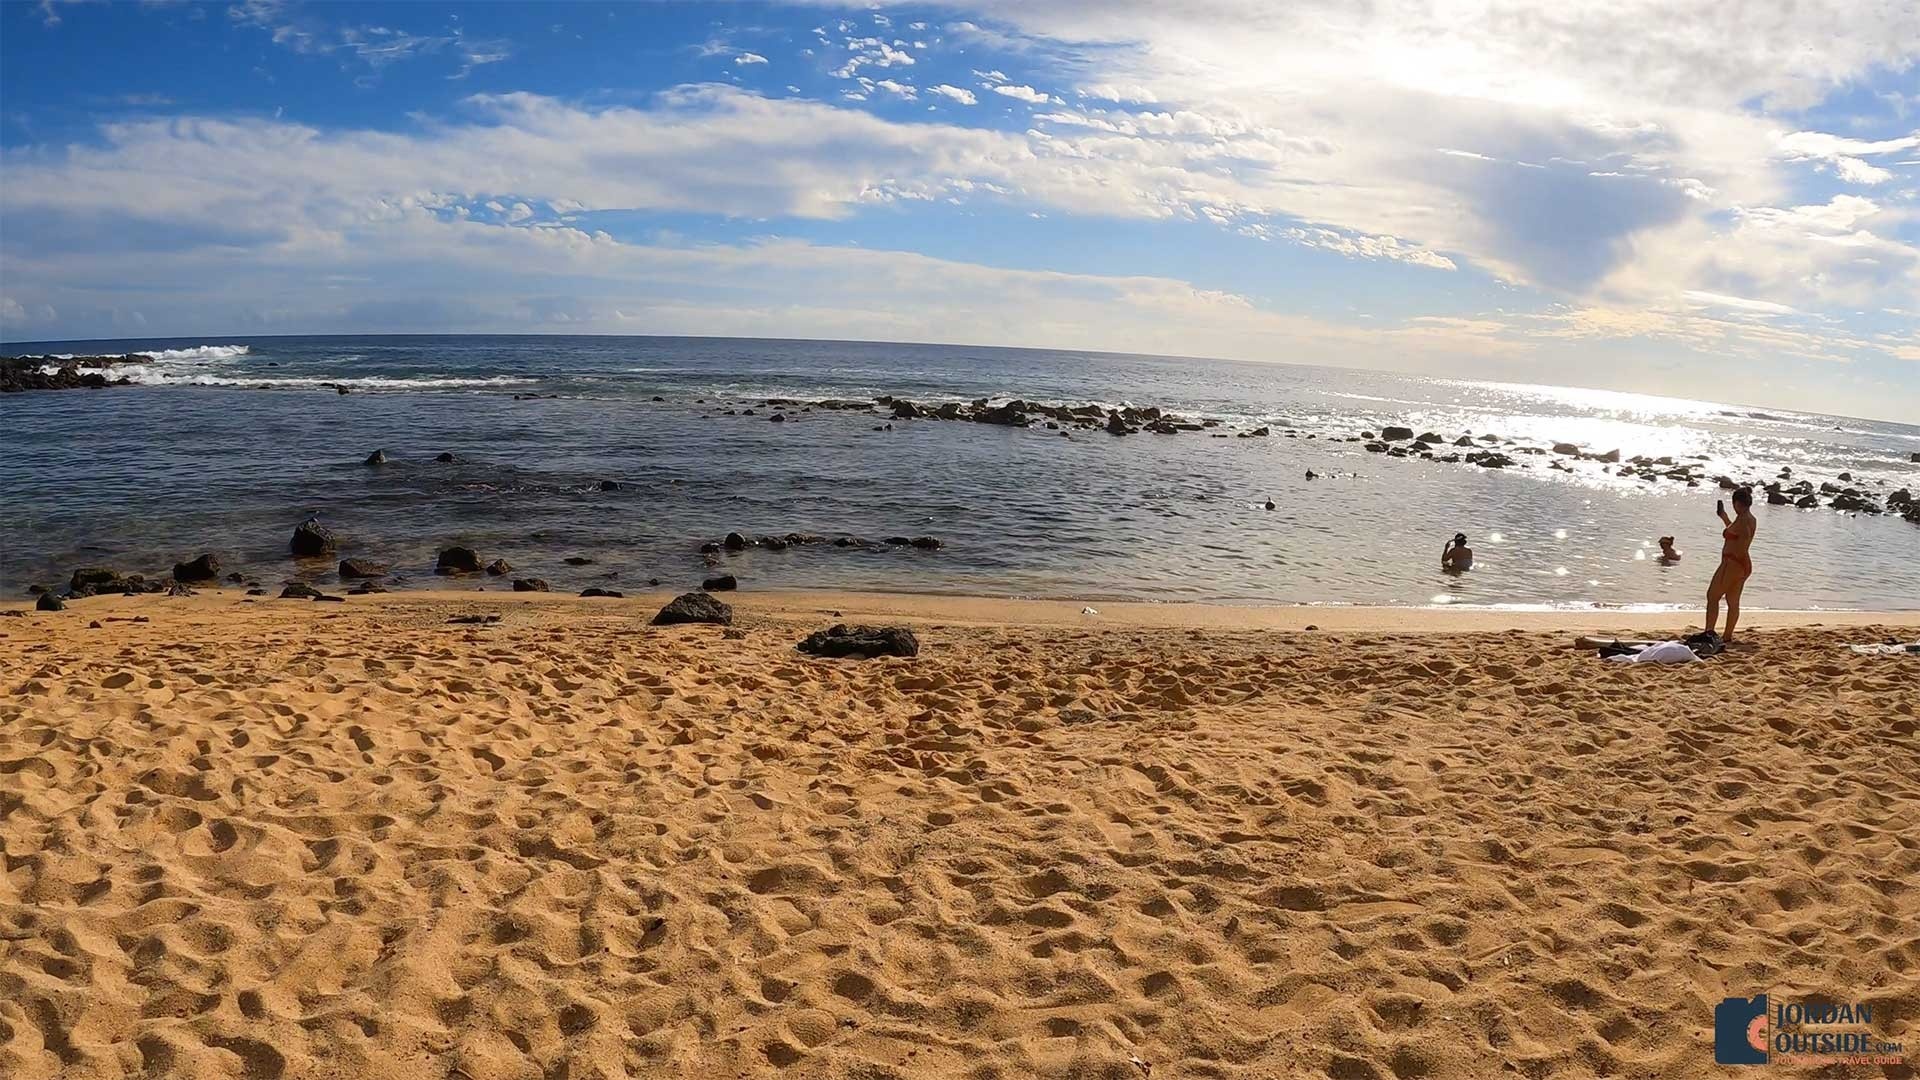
[11,585,1920,634]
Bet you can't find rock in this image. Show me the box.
[1454,436,1473,446]
[36,592,64,611]
[226,572,244,583]
[1766,491,1791,505]
[652,591,733,626]
[1838,471,1851,482]
[1364,441,1388,453]
[1795,494,1819,508]
[349,582,388,594]
[246,588,264,596]
[1304,470,1317,480]
[435,452,457,463]
[512,578,549,592]
[908,536,942,550]
[797,624,920,659]
[1380,425,1415,441]
[1476,453,1515,468]
[484,559,513,576]
[1912,452,1919,463]
[66,567,167,597]
[436,546,484,574]
[314,594,345,602]
[702,574,738,592]
[1106,412,1130,435]
[724,532,749,551]
[364,449,388,466]
[769,413,785,422]
[290,517,337,557]
[891,399,923,419]
[563,556,593,566]
[172,553,220,582]
[1241,426,1270,437]
[579,587,624,598]
[338,559,388,578]
[598,479,623,491]
[698,542,721,554]
[280,582,324,600]
[1595,449,1621,464]
[25,584,45,594]
[1552,442,1580,455]
[1417,432,1443,444]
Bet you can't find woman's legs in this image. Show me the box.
[1705,562,1727,636]
[1723,568,1749,643]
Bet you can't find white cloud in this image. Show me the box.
[734,52,768,66]
[871,79,916,99]
[929,84,977,105]
[991,84,1053,104]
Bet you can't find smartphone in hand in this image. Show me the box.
[1716,498,1725,515]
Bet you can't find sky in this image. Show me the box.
[1,1,1917,421]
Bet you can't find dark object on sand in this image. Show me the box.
[653,592,732,626]
[436,547,484,574]
[67,568,168,597]
[280,582,324,600]
[512,578,549,592]
[36,592,64,612]
[364,449,388,466]
[485,558,513,576]
[349,581,388,594]
[314,593,345,602]
[702,574,738,592]
[172,553,220,582]
[797,624,920,659]
[448,613,501,625]
[290,517,337,557]
[580,587,624,598]
[339,559,388,578]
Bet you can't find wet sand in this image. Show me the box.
[2,590,1916,1078]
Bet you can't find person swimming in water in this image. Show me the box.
[1706,487,1756,644]
[1657,536,1681,562]
[1442,532,1473,572]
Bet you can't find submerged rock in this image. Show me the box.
[512,578,549,592]
[338,559,388,578]
[797,624,920,659]
[436,547,484,574]
[364,449,388,466]
[652,591,732,626]
[580,587,624,598]
[435,452,457,463]
[290,517,337,557]
[1380,426,1415,441]
[172,553,220,582]
[702,574,738,592]
[485,559,513,576]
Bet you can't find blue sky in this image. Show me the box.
[2,0,1917,419]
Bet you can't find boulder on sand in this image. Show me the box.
[1552,442,1580,455]
[338,559,387,578]
[579,587,624,598]
[436,547,484,574]
[511,578,549,592]
[797,624,920,659]
[36,592,64,612]
[1380,425,1415,441]
[652,591,732,626]
[485,559,513,576]
[172,553,220,582]
[280,582,325,600]
[290,517,337,557]
[702,574,738,592]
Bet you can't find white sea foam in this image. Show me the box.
[38,344,250,363]
[124,371,536,390]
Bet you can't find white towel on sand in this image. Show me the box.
[1604,640,1699,664]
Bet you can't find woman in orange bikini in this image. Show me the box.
[1706,486,1756,644]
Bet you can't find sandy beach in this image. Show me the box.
[2,589,1916,1079]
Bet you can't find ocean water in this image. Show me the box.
[3,334,1915,610]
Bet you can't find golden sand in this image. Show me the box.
[2,590,1916,1079]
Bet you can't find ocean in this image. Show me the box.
[3,334,1915,610]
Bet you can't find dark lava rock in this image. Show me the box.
[769,413,786,422]
[290,517,337,557]
[172,553,220,582]
[1240,426,1270,437]
[698,542,722,554]
[1454,436,1474,447]
[280,582,324,600]
[1767,491,1792,505]
[436,547,484,574]
[435,452,457,463]
[1380,426,1415,441]
[349,582,388,594]
[364,449,388,466]
[1552,442,1580,455]
[702,574,738,592]
[226,572,245,583]
[1364,441,1388,453]
[36,592,64,611]
[598,479,623,491]
[67,567,167,597]
[797,624,920,659]
[25,584,45,595]
[1912,452,1919,463]
[652,591,732,626]
[1595,449,1621,464]
[579,587,624,598]
[246,588,265,596]
[314,594,345,602]
[891,399,924,419]
[908,536,942,550]
[724,532,749,551]
[1106,412,1130,436]
[1796,494,1819,508]
[338,559,388,579]
[485,559,513,576]
[563,556,593,566]
[512,578,550,592]
[648,577,661,586]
